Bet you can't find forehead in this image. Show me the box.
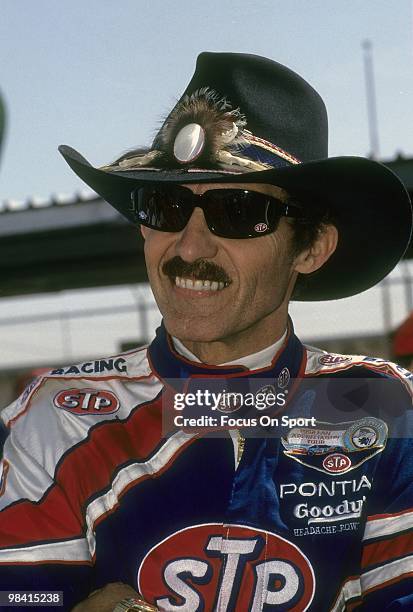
[180,182,288,200]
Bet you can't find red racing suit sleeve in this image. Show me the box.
[0,391,94,611]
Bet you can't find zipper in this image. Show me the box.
[237,430,245,464]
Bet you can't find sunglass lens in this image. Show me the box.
[205,190,282,238]
[134,187,190,232]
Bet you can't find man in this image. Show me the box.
[0,52,412,611]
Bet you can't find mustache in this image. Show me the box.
[162,257,231,284]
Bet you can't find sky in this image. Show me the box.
[1,0,412,202]
[0,1,412,371]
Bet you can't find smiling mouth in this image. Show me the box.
[174,277,229,291]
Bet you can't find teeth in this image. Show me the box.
[174,277,228,291]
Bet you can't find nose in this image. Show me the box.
[174,207,218,262]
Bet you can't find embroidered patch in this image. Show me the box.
[138,523,315,611]
[322,453,352,474]
[279,475,371,534]
[53,388,120,415]
[278,367,290,389]
[318,354,352,366]
[281,418,387,474]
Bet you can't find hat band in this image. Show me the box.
[100,129,301,174]
[241,130,301,168]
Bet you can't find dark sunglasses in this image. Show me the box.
[131,184,303,239]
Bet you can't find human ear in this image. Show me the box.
[294,224,338,275]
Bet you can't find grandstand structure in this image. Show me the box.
[0,155,412,408]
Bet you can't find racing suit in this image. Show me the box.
[0,322,413,611]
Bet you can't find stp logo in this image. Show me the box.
[254,222,269,233]
[318,355,351,366]
[138,523,315,611]
[322,453,352,474]
[53,388,119,415]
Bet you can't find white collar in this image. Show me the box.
[172,329,287,370]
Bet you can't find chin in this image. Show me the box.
[163,314,227,343]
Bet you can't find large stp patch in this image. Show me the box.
[138,523,315,611]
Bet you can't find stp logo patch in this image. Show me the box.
[53,388,119,415]
[138,523,315,611]
[322,453,352,474]
[318,354,351,366]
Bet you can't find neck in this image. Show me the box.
[175,309,289,364]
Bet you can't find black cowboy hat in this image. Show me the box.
[59,51,412,300]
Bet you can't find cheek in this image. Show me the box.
[242,234,291,277]
[236,234,294,299]
[143,231,172,275]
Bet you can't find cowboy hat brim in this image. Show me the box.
[59,144,412,301]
